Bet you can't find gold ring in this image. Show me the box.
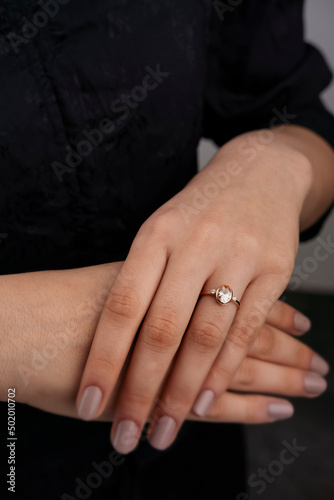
[200,285,240,308]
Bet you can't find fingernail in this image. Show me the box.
[77,386,103,420]
[311,353,330,376]
[192,389,215,417]
[304,374,327,395]
[113,420,139,454]
[294,311,311,333]
[149,416,176,450]
[268,402,294,420]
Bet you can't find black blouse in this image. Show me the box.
[0,1,333,498]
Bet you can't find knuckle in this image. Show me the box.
[210,363,231,387]
[188,321,222,352]
[89,353,117,375]
[119,389,152,410]
[267,250,295,278]
[255,325,275,356]
[141,209,178,241]
[157,391,189,414]
[287,372,299,393]
[227,321,255,350]
[204,390,229,419]
[235,360,256,387]
[244,397,261,423]
[273,257,291,276]
[291,345,312,373]
[103,287,140,322]
[143,308,179,352]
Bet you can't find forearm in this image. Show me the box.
[0,263,121,413]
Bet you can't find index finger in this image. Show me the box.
[76,234,167,421]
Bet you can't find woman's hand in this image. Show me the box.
[0,269,328,425]
[193,300,328,425]
[0,263,122,414]
[76,128,316,453]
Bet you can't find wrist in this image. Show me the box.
[204,130,313,216]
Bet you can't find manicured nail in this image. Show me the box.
[113,420,138,455]
[192,389,215,417]
[268,402,294,420]
[294,311,311,333]
[311,353,330,376]
[77,386,102,420]
[149,416,176,450]
[304,374,327,395]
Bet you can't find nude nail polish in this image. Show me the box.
[311,354,330,376]
[304,374,327,395]
[77,386,102,420]
[192,390,215,417]
[113,420,138,455]
[268,402,294,420]
[149,416,176,450]
[294,311,311,333]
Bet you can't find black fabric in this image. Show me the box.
[203,1,334,148]
[0,404,246,499]
[0,1,333,499]
[203,0,334,241]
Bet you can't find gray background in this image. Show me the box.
[198,0,334,293]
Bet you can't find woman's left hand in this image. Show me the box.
[77,129,313,452]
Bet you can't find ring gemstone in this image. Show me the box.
[216,286,233,304]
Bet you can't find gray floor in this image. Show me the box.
[245,292,334,500]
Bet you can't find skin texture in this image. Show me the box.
[0,262,328,426]
[75,125,334,452]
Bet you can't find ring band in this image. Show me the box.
[200,285,240,308]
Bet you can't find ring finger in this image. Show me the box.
[144,266,251,450]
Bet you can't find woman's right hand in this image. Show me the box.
[0,265,328,426]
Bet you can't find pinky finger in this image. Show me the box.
[188,392,294,424]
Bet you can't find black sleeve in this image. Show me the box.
[203,0,334,240]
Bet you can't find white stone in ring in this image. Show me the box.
[216,286,233,304]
